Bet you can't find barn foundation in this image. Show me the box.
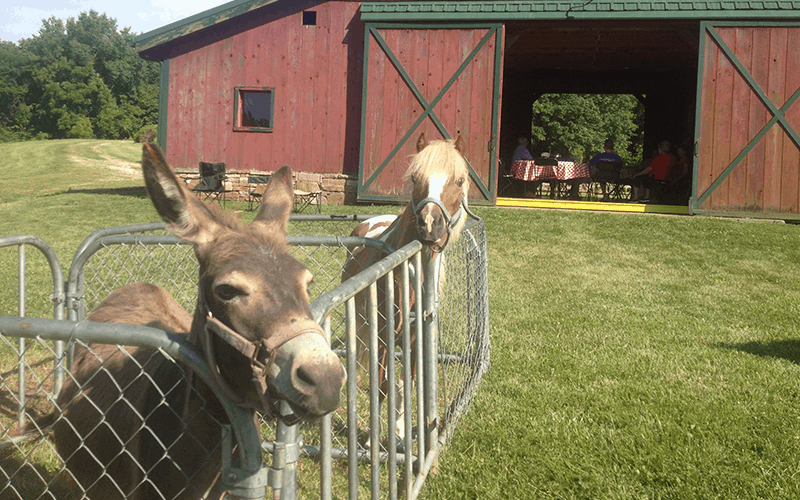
[176,169,359,206]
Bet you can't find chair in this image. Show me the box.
[590,161,623,201]
[497,158,520,197]
[533,157,558,198]
[245,175,271,211]
[192,162,233,205]
[293,189,322,214]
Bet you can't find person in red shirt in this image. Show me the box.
[632,140,676,202]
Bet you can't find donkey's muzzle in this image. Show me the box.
[269,326,346,418]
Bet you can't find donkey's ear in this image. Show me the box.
[252,165,293,235]
[141,143,222,246]
[416,132,427,153]
[454,135,467,156]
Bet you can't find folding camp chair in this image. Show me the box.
[293,189,322,214]
[192,162,234,206]
[589,161,623,201]
[245,175,271,210]
[497,158,520,197]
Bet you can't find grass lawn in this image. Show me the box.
[2,140,800,499]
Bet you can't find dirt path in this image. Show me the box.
[69,141,141,182]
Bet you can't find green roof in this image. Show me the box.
[134,0,800,55]
[135,0,279,53]
[361,0,800,20]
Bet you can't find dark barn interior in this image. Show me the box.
[499,20,701,166]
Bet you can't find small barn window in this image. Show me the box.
[234,87,274,132]
[302,11,317,26]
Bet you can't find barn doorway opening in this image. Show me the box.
[498,20,700,205]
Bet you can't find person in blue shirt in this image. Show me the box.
[512,137,534,161]
[589,139,623,201]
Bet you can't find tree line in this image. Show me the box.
[0,10,159,143]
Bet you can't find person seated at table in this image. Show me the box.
[589,139,623,202]
[532,152,558,198]
[512,137,534,161]
[556,146,581,201]
[632,140,676,203]
[663,142,692,204]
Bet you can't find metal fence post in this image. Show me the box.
[17,244,26,427]
[421,251,440,461]
[275,403,301,500]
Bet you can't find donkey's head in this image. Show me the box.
[141,143,345,422]
[406,133,470,252]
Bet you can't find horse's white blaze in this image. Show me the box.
[426,173,448,205]
[419,172,448,231]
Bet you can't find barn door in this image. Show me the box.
[358,23,504,204]
[694,22,800,218]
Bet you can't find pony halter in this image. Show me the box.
[411,194,467,251]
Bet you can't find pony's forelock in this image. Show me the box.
[404,139,470,198]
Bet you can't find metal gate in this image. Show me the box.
[0,214,489,499]
[693,21,800,218]
[358,23,504,204]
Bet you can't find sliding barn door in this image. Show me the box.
[694,22,800,219]
[358,23,504,204]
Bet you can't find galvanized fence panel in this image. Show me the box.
[0,214,489,500]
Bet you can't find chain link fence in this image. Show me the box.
[0,214,489,499]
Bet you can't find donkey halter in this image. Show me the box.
[200,303,324,419]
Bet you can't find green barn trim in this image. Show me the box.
[361,1,800,21]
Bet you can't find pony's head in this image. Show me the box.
[405,133,470,252]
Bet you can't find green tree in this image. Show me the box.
[0,41,36,141]
[530,94,644,166]
[27,57,117,139]
[6,10,160,141]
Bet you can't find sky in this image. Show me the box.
[1,0,227,43]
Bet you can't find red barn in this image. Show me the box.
[136,0,800,218]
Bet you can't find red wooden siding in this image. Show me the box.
[696,24,800,216]
[164,2,362,173]
[360,26,500,201]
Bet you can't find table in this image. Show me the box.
[511,160,590,181]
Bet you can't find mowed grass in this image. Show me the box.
[2,140,800,499]
[426,209,800,499]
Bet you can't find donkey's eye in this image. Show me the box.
[456,177,465,187]
[214,284,245,302]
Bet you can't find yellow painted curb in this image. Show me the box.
[495,197,689,215]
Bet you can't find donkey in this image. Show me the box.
[343,133,469,446]
[46,143,346,499]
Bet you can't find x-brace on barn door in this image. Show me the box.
[358,23,503,204]
[694,21,800,218]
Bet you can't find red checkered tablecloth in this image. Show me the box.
[554,161,590,180]
[512,160,590,181]
[511,160,554,181]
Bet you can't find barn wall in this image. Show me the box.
[163,1,364,175]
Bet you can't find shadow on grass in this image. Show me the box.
[714,339,800,365]
[61,187,147,198]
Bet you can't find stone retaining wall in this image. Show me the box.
[177,170,359,205]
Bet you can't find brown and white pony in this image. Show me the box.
[343,133,469,444]
[45,144,346,499]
